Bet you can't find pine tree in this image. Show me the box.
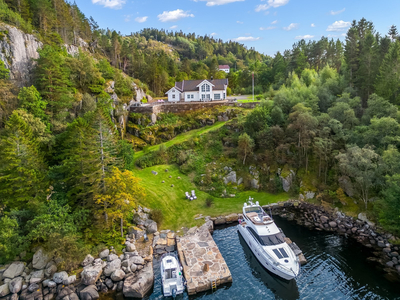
[35,45,73,132]
[0,111,47,210]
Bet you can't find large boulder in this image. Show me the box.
[110,270,125,282]
[339,175,354,197]
[3,262,25,279]
[99,249,109,259]
[32,248,51,270]
[250,179,259,190]
[79,285,99,300]
[81,265,103,286]
[103,259,121,277]
[8,277,22,294]
[63,275,76,285]
[125,242,136,252]
[144,219,157,234]
[53,271,68,284]
[0,283,10,297]
[223,171,237,185]
[82,255,94,267]
[133,213,149,226]
[123,262,153,298]
[130,256,144,266]
[30,270,44,284]
[107,254,118,262]
[44,261,57,278]
[281,172,294,192]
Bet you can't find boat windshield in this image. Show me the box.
[165,268,177,279]
[245,206,263,214]
[259,232,286,246]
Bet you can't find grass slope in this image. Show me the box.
[134,164,289,231]
[133,121,227,160]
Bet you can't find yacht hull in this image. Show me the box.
[238,224,298,281]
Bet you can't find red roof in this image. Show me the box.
[219,65,230,69]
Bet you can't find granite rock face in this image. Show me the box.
[79,285,99,300]
[0,24,42,86]
[32,248,51,270]
[122,262,153,298]
[53,272,68,284]
[81,265,103,286]
[9,277,23,294]
[3,262,25,279]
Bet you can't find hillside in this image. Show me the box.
[0,0,400,276]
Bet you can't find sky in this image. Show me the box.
[75,0,400,56]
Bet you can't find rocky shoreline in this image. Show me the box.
[265,200,400,281]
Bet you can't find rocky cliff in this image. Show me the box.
[0,24,42,86]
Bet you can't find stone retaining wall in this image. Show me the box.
[266,200,400,281]
[130,101,259,115]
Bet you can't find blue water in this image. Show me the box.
[141,217,400,300]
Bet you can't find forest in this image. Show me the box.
[0,0,400,269]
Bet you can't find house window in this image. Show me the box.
[206,94,210,99]
[191,94,194,99]
[172,94,175,99]
[214,94,220,100]
[201,85,206,92]
[187,94,190,99]
[206,85,210,92]
[202,94,205,100]
[223,93,225,99]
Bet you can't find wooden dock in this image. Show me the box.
[176,224,232,295]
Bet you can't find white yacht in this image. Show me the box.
[237,198,300,280]
[160,253,186,298]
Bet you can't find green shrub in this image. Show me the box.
[205,197,214,207]
[150,209,164,225]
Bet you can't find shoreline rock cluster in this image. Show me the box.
[0,206,158,300]
[266,200,400,281]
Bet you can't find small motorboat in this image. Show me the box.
[161,253,186,297]
[237,197,300,280]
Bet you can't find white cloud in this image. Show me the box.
[158,9,194,22]
[295,34,314,39]
[135,16,148,23]
[211,32,217,36]
[232,36,260,42]
[194,0,244,6]
[255,0,289,12]
[124,14,132,22]
[326,20,351,32]
[255,4,268,12]
[260,26,276,30]
[330,8,345,15]
[311,23,315,27]
[170,25,178,29]
[283,23,298,31]
[271,20,278,24]
[237,21,244,24]
[92,0,126,9]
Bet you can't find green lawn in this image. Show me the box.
[134,164,289,231]
[134,121,227,160]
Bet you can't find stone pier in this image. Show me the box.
[176,224,232,295]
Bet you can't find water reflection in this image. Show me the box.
[238,233,300,300]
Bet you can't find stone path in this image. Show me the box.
[177,225,232,295]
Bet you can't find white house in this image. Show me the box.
[165,79,228,102]
[219,65,230,73]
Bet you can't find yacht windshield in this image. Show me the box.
[245,206,263,214]
[259,232,285,246]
